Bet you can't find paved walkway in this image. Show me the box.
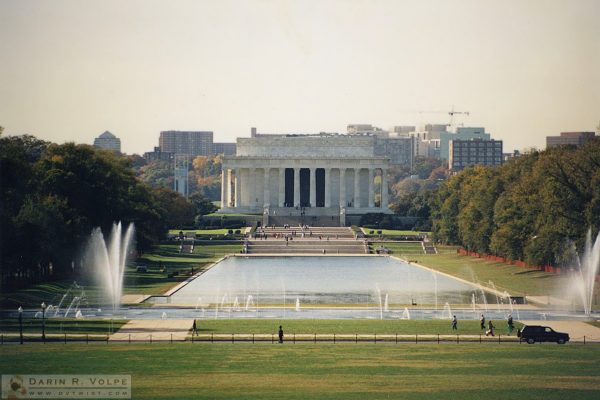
[109,319,193,342]
[519,320,600,342]
[120,294,151,304]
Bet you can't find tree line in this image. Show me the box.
[136,154,223,200]
[0,135,215,291]
[429,139,600,267]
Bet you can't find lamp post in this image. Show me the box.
[18,306,23,345]
[41,302,46,342]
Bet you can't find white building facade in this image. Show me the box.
[219,134,392,224]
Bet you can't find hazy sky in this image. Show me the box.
[1,0,598,154]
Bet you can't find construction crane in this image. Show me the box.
[447,105,470,128]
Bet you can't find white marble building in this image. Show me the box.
[219,133,392,223]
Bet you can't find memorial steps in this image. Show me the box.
[245,227,368,254]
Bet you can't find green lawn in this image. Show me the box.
[2,344,599,399]
[1,242,241,308]
[0,318,126,335]
[412,252,570,296]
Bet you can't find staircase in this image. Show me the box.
[421,236,437,254]
[244,226,368,254]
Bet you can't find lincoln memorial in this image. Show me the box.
[218,131,392,225]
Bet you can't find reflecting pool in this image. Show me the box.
[166,256,493,306]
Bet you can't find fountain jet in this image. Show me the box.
[571,229,600,316]
[87,222,135,311]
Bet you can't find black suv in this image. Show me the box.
[517,325,569,344]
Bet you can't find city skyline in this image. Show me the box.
[1,0,598,154]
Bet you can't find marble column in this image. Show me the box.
[309,167,316,207]
[353,168,361,208]
[339,168,346,208]
[368,168,374,208]
[234,168,241,207]
[220,167,227,208]
[278,167,285,207]
[293,167,300,207]
[263,168,270,208]
[381,168,388,209]
[247,168,255,207]
[225,169,231,207]
[324,168,331,207]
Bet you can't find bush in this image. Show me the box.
[227,229,233,234]
[234,229,241,234]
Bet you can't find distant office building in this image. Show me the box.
[213,142,237,155]
[390,126,416,136]
[347,124,389,137]
[440,127,490,160]
[449,139,503,171]
[143,146,174,162]
[423,124,448,140]
[159,131,214,156]
[546,132,596,148]
[410,132,440,158]
[93,131,121,152]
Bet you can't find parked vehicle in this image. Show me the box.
[517,325,569,344]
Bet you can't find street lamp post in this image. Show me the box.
[18,306,23,345]
[41,302,46,342]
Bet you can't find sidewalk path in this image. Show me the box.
[109,319,192,342]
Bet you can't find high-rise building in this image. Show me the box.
[213,142,237,155]
[93,131,121,152]
[143,146,174,162]
[449,139,503,171]
[159,131,214,156]
[440,127,490,160]
[546,132,596,148]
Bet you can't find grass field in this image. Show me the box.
[413,252,569,297]
[1,242,241,308]
[0,318,127,335]
[1,343,599,399]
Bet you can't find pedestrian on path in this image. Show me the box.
[192,319,198,336]
[451,315,458,330]
[278,325,284,344]
[480,314,486,330]
[486,320,495,336]
[507,314,514,335]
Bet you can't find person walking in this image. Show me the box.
[507,314,514,335]
[480,314,486,330]
[451,315,458,330]
[278,325,284,344]
[486,320,495,336]
[192,319,198,336]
